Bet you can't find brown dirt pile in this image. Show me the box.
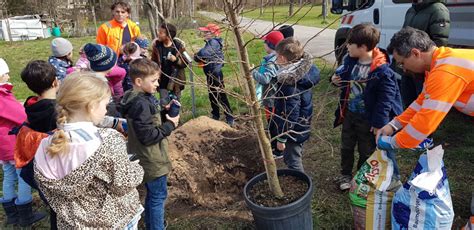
[167,116,264,209]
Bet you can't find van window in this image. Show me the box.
[392,0,412,4]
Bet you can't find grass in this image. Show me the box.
[241,4,341,30]
[0,24,473,229]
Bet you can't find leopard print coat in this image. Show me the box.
[34,128,144,229]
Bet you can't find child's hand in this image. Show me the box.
[166,114,180,128]
[331,75,342,86]
[370,127,379,136]
[167,54,177,62]
[277,142,286,151]
[164,101,172,110]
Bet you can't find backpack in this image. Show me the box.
[10,122,54,168]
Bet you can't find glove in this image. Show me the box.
[377,136,398,151]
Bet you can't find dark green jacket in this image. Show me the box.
[121,90,175,183]
[403,0,450,46]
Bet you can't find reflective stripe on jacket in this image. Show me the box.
[392,47,474,148]
[96,19,140,55]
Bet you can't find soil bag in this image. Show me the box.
[391,145,454,230]
[349,149,401,230]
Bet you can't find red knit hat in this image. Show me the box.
[198,23,221,36]
[262,31,284,47]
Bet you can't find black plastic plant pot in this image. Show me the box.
[243,169,314,230]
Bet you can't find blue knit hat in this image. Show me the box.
[84,43,117,72]
[134,37,149,49]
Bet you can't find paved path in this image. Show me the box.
[198,11,337,64]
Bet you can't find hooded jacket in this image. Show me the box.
[194,37,225,81]
[34,128,144,229]
[121,90,174,182]
[0,83,27,162]
[334,48,403,129]
[151,38,188,91]
[271,52,320,143]
[403,0,450,46]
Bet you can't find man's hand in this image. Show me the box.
[331,75,342,86]
[376,124,395,144]
[377,136,398,151]
[166,114,180,128]
[277,142,286,151]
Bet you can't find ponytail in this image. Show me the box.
[46,106,69,156]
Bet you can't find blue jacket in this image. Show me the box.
[271,53,320,143]
[48,56,72,81]
[252,52,278,108]
[333,48,403,128]
[194,37,224,79]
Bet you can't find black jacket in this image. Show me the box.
[120,90,175,182]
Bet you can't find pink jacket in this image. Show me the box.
[0,83,27,161]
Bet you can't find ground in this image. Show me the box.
[0,21,473,230]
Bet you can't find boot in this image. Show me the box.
[16,201,47,227]
[1,199,18,225]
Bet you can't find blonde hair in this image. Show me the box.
[47,73,111,156]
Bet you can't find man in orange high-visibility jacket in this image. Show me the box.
[376,27,474,150]
[96,1,141,55]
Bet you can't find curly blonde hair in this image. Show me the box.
[47,73,111,156]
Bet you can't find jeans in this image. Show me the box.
[1,162,32,205]
[283,141,304,172]
[145,175,168,230]
[340,111,376,176]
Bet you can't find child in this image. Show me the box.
[151,23,188,101]
[75,44,90,71]
[48,38,74,81]
[252,30,284,158]
[84,43,126,102]
[135,35,150,58]
[271,38,320,172]
[34,73,144,229]
[331,23,402,190]
[0,58,46,227]
[17,60,127,229]
[194,23,234,125]
[121,58,179,230]
[277,25,294,38]
[119,42,142,93]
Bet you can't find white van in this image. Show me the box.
[330,0,474,63]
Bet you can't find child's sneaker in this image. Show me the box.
[334,175,352,191]
[226,116,235,127]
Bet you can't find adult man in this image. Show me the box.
[377,27,473,150]
[96,1,141,55]
[399,0,450,107]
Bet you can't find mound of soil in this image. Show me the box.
[167,116,264,209]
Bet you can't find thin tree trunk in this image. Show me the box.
[90,0,98,35]
[130,0,139,23]
[289,0,294,16]
[322,0,327,22]
[223,0,284,198]
[144,0,163,39]
[260,0,264,16]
